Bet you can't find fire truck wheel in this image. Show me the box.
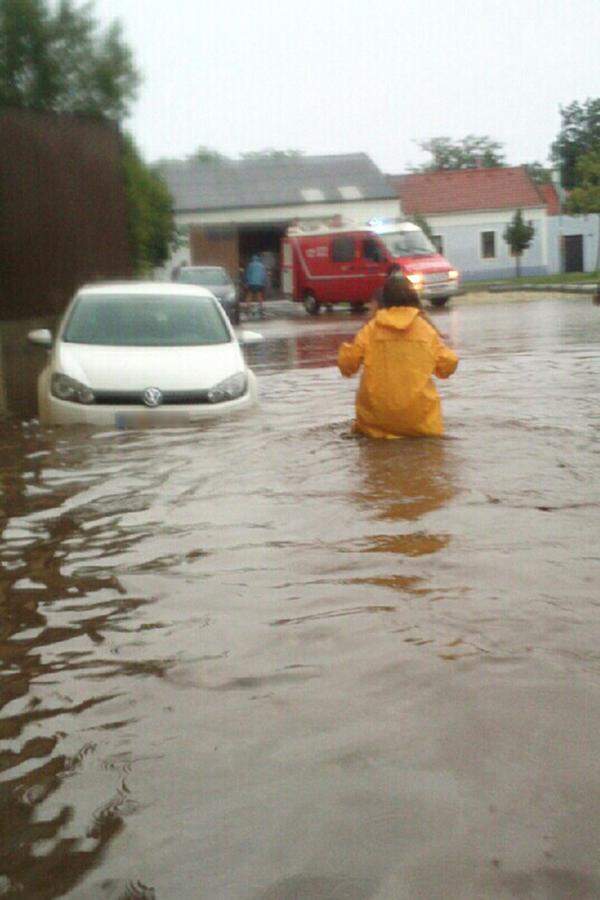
[352,304,367,314]
[430,297,449,308]
[304,294,321,316]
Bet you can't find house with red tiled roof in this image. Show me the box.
[390,165,600,279]
[388,166,600,281]
[388,166,555,280]
[391,166,549,218]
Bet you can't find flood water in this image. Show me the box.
[0,298,599,899]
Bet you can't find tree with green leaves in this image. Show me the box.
[410,212,433,241]
[503,209,535,278]
[0,0,139,119]
[0,0,175,273]
[193,146,230,164]
[166,147,305,165]
[551,98,600,190]
[524,161,552,185]
[565,149,600,271]
[240,148,304,160]
[565,149,600,214]
[121,134,176,274]
[412,135,505,172]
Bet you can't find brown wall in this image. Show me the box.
[0,318,54,419]
[190,226,239,277]
[0,109,134,319]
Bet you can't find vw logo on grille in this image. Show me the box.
[142,387,163,408]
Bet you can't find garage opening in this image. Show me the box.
[238,223,288,294]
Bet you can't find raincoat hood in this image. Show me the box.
[374,307,421,332]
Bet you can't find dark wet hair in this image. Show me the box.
[380,272,422,309]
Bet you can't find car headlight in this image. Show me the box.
[51,373,95,404]
[407,273,423,286]
[449,270,459,280]
[207,372,247,404]
[225,289,237,302]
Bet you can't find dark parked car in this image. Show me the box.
[175,266,240,324]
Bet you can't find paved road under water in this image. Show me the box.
[0,298,599,899]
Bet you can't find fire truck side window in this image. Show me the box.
[331,237,355,262]
[363,238,382,262]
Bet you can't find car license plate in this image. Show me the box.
[425,272,448,284]
[114,411,151,429]
[114,411,188,429]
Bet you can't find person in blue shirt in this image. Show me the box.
[244,254,267,319]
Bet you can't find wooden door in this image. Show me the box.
[564,234,584,273]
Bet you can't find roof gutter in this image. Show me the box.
[173,194,398,215]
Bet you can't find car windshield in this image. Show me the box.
[62,294,231,346]
[379,229,436,257]
[179,268,231,286]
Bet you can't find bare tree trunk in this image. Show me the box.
[516,253,521,278]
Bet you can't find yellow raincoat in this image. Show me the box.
[338,307,459,438]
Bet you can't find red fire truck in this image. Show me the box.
[281,219,459,314]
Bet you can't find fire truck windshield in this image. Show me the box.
[379,230,436,257]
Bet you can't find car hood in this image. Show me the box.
[55,342,245,391]
[393,254,450,274]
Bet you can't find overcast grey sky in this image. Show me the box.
[93,0,599,172]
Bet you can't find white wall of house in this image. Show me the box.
[546,214,600,273]
[426,207,549,280]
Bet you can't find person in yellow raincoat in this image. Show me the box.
[337,274,459,438]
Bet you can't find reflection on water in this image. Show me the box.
[354,437,456,522]
[245,326,359,375]
[0,422,155,896]
[0,298,600,898]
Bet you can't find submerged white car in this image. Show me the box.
[28,282,261,426]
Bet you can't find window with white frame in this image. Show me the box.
[481,231,496,259]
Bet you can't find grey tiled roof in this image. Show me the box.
[157,153,396,213]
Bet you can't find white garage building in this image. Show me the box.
[157,153,400,288]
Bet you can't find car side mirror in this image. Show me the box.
[28,328,53,347]
[239,330,263,344]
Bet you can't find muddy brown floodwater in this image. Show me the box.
[0,297,599,899]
